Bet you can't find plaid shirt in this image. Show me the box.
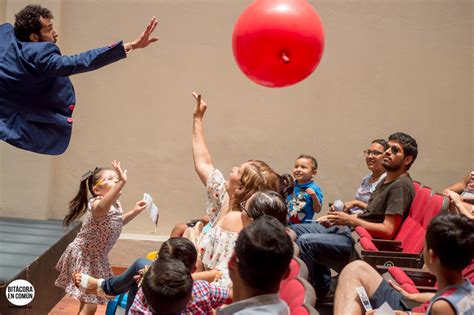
[129,279,229,315]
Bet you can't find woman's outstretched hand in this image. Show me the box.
[192,92,207,120]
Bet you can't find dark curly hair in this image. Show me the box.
[388,132,418,170]
[14,4,53,42]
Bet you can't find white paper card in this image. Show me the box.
[143,193,159,226]
[356,286,373,311]
[374,302,395,315]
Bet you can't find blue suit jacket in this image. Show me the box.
[0,23,127,155]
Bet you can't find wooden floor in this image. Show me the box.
[49,239,160,314]
[50,296,108,315]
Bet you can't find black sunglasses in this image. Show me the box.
[388,145,402,155]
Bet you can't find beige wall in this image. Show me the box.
[0,0,472,236]
[0,0,60,220]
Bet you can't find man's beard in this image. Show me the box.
[382,161,402,172]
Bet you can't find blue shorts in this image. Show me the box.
[370,280,411,311]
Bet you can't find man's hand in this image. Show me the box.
[125,16,159,51]
[317,215,333,228]
[343,201,355,211]
[326,211,355,226]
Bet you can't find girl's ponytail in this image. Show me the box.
[63,167,103,227]
[63,179,89,226]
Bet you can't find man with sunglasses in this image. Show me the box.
[290,132,418,299]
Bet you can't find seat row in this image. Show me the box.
[352,181,449,269]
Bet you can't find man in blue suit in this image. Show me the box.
[0,4,158,155]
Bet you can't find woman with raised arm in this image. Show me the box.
[182,92,291,287]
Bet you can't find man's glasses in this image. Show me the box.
[363,150,383,157]
[364,146,402,157]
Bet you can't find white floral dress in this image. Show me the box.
[198,169,237,288]
[55,196,123,304]
[205,169,229,225]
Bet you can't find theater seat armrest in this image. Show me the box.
[377,265,437,287]
[376,265,425,274]
[371,239,402,246]
[371,239,403,251]
[416,286,438,293]
[361,250,420,258]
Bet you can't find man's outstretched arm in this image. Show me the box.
[37,17,159,77]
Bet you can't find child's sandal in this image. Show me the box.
[72,272,109,298]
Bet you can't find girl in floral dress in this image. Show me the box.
[55,160,147,315]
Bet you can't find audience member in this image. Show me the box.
[195,189,290,288]
[442,171,474,202]
[287,154,323,224]
[182,92,289,287]
[334,213,474,315]
[217,216,294,314]
[129,237,230,314]
[139,258,193,315]
[446,190,474,220]
[443,171,474,219]
[334,139,387,215]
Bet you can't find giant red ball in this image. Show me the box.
[232,0,325,88]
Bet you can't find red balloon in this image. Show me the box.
[232,0,325,88]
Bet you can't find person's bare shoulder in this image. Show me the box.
[219,211,243,233]
[429,299,456,315]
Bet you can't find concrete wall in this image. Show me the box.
[0,0,472,236]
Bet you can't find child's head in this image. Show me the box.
[64,167,115,226]
[91,169,119,197]
[424,214,474,273]
[158,237,198,273]
[230,215,294,294]
[240,190,288,227]
[293,154,318,184]
[142,258,193,315]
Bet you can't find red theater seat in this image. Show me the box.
[279,277,318,315]
[354,189,448,268]
[280,256,310,293]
